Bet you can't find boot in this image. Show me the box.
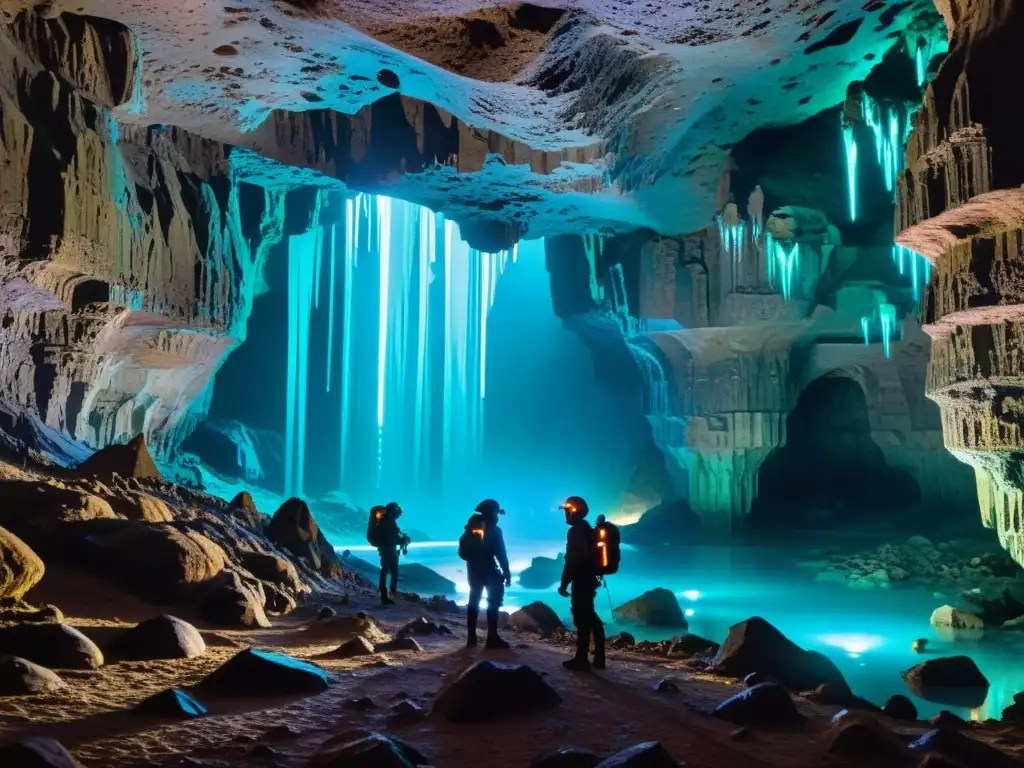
[564,624,591,671]
[563,656,591,672]
[466,607,479,647]
[484,609,510,649]
[380,588,395,605]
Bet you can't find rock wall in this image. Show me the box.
[896,0,1024,563]
[0,15,284,457]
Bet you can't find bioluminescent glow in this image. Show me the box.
[282,192,517,499]
[860,301,900,359]
[684,608,695,617]
[842,122,858,222]
[916,43,926,87]
[817,633,885,655]
[716,216,746,266]
[772,241,800,301]
[681,590,701,601]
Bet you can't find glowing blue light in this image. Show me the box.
[916,39,927,87]
[817,633,885,655]
[772,241,800,301]
[681,590,701,601]
[860,315,870,346]
[842,122,858,222]
[684,608,695,617]
[879,302,897,359]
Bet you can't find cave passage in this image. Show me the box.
[747,374,920,533]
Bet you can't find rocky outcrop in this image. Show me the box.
[75,435,161,481]
[267,498,342,579]
[895,0,1024,566]
[199,648,329,696]
[433,661,562,722]
[612,588,687,628]
[0,524,44,599]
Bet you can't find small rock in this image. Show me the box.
[910,728,1021,768]
[653,678,680,694]
[928,710,966,729]
[881,694,918,721]
[318,606,335,621]
[200,571,271,628]
[107,615,205,661]
[805,682,851,706]
[306,731,429,768]
[0,737,83,767]
[712,683,805,726]
[593,742,678,768]
[433,661,561,722]
[912,638,929,653]
[376,69,400,88]
[530,748,600,768]
[213,44,239,56]
[399,616,452,637]
[903,656,989,707]
[135,689,207,719]
[376,636,423,653]
[826,712,908,761]
[607,632,636,649]
[348,696,377,711]
[390,698,425,723]
[261,724,301,741]
[199,648,329,696]
[332,636,376,658]
[0,656,65,696]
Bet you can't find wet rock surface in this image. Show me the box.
[712,682,806,727]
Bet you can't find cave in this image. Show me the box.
[2,1,1024,763]
[748,374,922,534]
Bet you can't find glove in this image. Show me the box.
[503,572,512,587]
[557,586,570,598]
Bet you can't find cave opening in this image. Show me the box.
[746,373,921,534]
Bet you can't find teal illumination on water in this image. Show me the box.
[337,539,1024,721]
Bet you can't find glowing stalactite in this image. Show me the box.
[339,197,356,487]
[861,316,870,346]
[772,241,800,301]
[765,233,776,286]
[583,234,604,301]
[879,302,897,358]
[842,121,858,222]
[325,224,336,392]
[892,244,931,301]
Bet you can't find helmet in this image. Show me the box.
[385,501,402,518]
[370,505,387,520]
[475,498,504,517]
[560,496,589,522]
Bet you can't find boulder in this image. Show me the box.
[0,602,63,624]
[229,491,263,529]
[433,661,562,722]
[518,553,564,589]
[530,748,601,768]
[804,682,854,706]
[711,616,850,694]
[134,688,207,719]
[106,615,205,661]
[199,571,271,628]
[1002,691,1024,721]
[331,636,376,658]
[825,712,908,761]
[712,683,806,727]
[930,605,984,631]
[613,588,686,628]
[390,698,425,724]
[594,742,678,768]
[608,632,636,649]
[0,623,103,669]
[199,648,329,696]
[0,737,84,767]
[910,728,1022,768]
[75,434,162,481]
[0,525,44,600]
[902,657,989,707]
[929,710,967,729]
[240,551,304,592]
[882,694,918,721]
[0,482,116,550]
[654,678,680,693]
[0,656,65,695]
[266,498,342,578]
[78,521,227,602]
[107,491,174,523]
[510,602,565,636]
[306,731,430,768]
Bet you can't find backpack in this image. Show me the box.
[366,506,386,548]
[593,518,621,576]
[458,514,487,562]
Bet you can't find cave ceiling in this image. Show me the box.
[1,0,940,241]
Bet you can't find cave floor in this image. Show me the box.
[2,566,1023,768]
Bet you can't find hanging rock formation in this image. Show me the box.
[896,0,1024,564]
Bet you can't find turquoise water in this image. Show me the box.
[337,538,1024,721]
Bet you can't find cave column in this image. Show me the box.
[678,412,784,536]
[896,1,1024,563]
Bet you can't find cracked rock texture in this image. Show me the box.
[896,0,1024,564]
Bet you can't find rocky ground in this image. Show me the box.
[3,448,1024,767]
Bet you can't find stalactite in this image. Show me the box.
[281,192,516,501]
[842,120,858,222]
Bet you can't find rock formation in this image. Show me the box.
[896,0,1024,565]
